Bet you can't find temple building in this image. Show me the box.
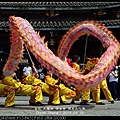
[0,2,120,66]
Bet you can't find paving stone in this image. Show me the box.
[0,95,120,116]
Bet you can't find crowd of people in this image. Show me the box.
[0,50,120,107]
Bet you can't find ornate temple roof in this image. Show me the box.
[0,2,119,10]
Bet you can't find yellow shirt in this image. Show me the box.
[44,75,58,87]
[22,75,35,85]
[22,75,45,86]
[33,78,45,86]
[86,58,99,71]
[3,76,21,89]
[71,62,80,72]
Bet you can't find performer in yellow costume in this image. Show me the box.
[81,50,114,105]
[0,82,15,107]
[70,54,81,104]
[44,71,61,105]
[0,73,15,107]
[91,78,114,104]
[3,72,44,106]
[80,55,100,105]
[45,70,76,105]
[59,82,76,104]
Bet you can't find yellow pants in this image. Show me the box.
[0,83,15,107]
[42,83,60,104]
[48,83,76,104]
[59,84,76,102]
[92,79,114,103]
[23,77,60,105]
[81,89,90,102]
[16,84,43,104]
[69,86,81,101]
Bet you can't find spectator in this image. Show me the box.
[108,65,120,100]
[36,64,45,81]
[23,63,32,76]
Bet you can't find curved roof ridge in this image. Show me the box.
[0,2,119,10]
